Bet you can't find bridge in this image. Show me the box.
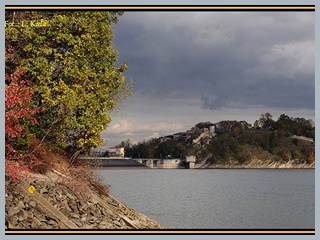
[78,157,196,169]
[134,158,182,169]
[78,157,148,168]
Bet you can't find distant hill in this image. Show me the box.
[189,128,314,168]
[121,113,315,168]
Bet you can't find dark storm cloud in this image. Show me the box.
[113,12,315,110]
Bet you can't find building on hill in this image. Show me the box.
[209,125,216,137]
[193,128,212,145]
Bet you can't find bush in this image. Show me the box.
[292,150,302,160]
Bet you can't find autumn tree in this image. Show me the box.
[5,11,133,154]
[5,45,41,181]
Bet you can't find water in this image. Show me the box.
[95,169,315,229]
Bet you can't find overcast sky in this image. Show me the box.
[99,11,315,150]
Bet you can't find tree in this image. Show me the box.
[232,127,241,137]
[256,112,275,130]
[5,45,41,181]
[120,139,132,148]
[154,141,185,159]
[214,120,245,134]
[274,114,314,138]
[5,11,133,154]
[5,69,40,154]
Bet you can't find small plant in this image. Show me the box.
[292,150,302,160]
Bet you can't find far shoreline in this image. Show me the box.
[92,165,315,170]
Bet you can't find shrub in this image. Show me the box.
[292,150,302,160]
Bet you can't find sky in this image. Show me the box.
[99,11,315,150]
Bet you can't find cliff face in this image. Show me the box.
[5,171,165,229]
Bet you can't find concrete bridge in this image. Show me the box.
[134,158,182,169]
[79,157,196,169]
[78,157,147,168]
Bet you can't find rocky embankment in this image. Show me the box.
[197,158,315,169]
[5,171,165,229]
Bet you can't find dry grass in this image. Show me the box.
[26,138,57,174]
[57,165,109,197]
[6,137,109,198]
[25,140,109,197]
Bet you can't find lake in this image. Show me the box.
[94,169,314,229]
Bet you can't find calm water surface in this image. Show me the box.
[95,169,314,229]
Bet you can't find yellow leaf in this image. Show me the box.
[27,185,36,194]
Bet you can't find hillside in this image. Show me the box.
[122,114,315,168]
[190,129,315,168]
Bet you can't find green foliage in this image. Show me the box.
[238,130,271,151]
[124,138,187,159]
[124,141,151,158]
[232,127,241,137]
[155,141,186,159]
[272,114,314,139]
[269,131,277,152]
[254,112,275,130]
[6,11,132,153]
[209,137,227,159]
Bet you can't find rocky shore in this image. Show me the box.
[197,158,315,169]
[199,163,315,169]
[5,170,166,229]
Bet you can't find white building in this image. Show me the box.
[209,125,216,137]
[108,146,125,158]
